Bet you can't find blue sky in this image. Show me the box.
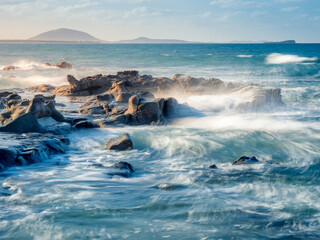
[0,0,319,42]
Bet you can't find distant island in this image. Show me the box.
[29,28,103,42]
[264,40,296,44]
[117,37,193,44]
[0,28,298,44]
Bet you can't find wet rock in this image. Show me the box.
[56,61,72,69]
[2,66,18,71]
[96,93,114,102]
[0,132,69,171]
[106,133,133,151]
[74,120,96,129]
[29,84,56,92]
[209,164,218,169]
[232,156,260,165]
[0,94,69,134]
[109,161,134,178]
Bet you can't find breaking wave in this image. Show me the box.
[266,53,318,64]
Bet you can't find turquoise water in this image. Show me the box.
[1,44,320,239]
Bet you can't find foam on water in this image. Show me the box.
[266,53,318,64]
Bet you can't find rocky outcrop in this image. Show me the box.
[56,61,72,69]
[0,94,70,134]
[106,134,133,151]
[0,132,69,171]
[232,156,260,165]
[209,164,218,169]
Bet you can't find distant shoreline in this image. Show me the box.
[0,40,318,44]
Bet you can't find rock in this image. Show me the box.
[109,161,134,178]
[106,133,133,151]
[163,97,178,117]
[0,132,69,171]
[232,156,260,165]
[0,91,14,98]
[117,70,139,81]
[96,93,114,102]
[2,66,18,71]
[74,120,96,129]
[0,94,68,134]
[56,61,72,69]
[26,95,52,118]
[126,95,140,114]
[29,84,56,92]
[209,164,218,169]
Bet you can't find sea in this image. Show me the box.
[0,43,320,239]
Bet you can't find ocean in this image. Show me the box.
[1,43,320,239]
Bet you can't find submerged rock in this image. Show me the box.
[106,133,133,151]
[232,156,260,165]
[109,161,134,178]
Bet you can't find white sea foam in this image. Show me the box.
[266,53,318,64]
[0,60,57,71]
[237,55,253,58]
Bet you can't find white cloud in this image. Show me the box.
[281,6,299,12]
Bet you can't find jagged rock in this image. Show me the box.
[117,71,139,81]
[106,133,133,151]
[109,162,135,178]
[0,91,14,98]
[96,93,114,102]
[56,61,72,69]
[232,156,260,165]
[0,132,69,171]
[0,94,69,134]
[209,164,218,169]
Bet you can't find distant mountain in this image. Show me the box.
[264,40,296,44]
[117,37,192,44]
[28,28,102,42]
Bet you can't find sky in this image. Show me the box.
[0,0,319,42]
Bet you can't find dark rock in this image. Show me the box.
[110,161,134,177]
[96,93,114,102]
[56,61,72,69]
[232,156,260,165]
[106,133,133,151]
[74,120,96,129]
[0,133,69,171]
[209,164,218,169]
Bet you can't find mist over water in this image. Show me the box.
[1,43,320,239]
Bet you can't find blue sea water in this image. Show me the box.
[0,43,320,239]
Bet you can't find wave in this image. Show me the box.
[237,55,253,58]
[266,53,318,64]
[0,60,57,71]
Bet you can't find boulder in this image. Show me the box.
[109,162,135,178]
[106,133,133,151]
[232,156,260,165]
[56,61,72,69]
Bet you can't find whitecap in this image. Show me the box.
[266,53,318,64]
[237,55,253,58]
